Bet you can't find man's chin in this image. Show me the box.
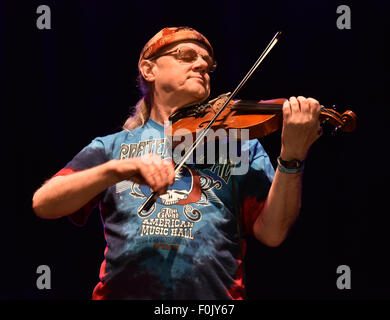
[191,89,210,104]
[174,85,209,107]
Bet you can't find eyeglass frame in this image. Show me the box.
[148,45,217,73]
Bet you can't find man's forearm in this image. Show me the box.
[253,168,303,247]
[32,160,120,219]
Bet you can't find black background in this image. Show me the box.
[1,0,389,300]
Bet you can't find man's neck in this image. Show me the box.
[149,102,174,125]
[149,93,193,125]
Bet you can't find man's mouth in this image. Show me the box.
[190,75,205,81]
[191,76,206,84]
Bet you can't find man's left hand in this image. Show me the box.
[280,96,322,161]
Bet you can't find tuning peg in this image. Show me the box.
[331,125,342,136]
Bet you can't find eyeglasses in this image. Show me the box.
[151,46,217,73]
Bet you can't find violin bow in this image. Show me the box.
[138,31,282,213]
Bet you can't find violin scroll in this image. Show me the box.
[319,106,357,134]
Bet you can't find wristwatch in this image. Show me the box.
[277,156,305,174]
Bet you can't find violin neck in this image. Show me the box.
[231,100,284,113]
[232,100,326,114]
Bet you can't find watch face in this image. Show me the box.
[288,160,300,169]
[278,157,302,169]
[282,160,296,168]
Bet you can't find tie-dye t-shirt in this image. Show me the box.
[53,118,274,300]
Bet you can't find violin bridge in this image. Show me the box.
[208,92,232,114]
[208,92,231,104]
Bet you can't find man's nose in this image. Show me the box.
[192,56,209,73]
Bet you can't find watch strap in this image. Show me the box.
[277,156,305,174]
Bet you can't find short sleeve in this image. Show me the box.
[238,140,275,236]
[51,138,108,226]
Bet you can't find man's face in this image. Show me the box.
[151,41,212,107]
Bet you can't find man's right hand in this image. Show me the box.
[113,154,176,196]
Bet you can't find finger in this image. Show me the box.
[141,168,158,191]
[152,162,167,192]
[156,158,175,192]
[145,158,165,191]
[311,101,322,137]
[282,99,292,118]
[289,96,300,113]
[307,98,321,117]
[145,154,164,184]
[297,96,309,114]
[162,159,176,185]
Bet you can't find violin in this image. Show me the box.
[138,31,357,213]
[166,93,357,143]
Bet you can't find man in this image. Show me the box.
[32,27,322,299]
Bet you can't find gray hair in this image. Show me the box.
[122,72,152,131]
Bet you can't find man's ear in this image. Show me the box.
[139,60,155,82]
